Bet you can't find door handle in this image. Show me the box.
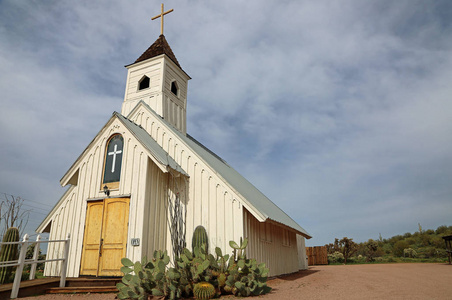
[99,238,104,257]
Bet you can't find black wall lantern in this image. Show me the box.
[103,185,110,197]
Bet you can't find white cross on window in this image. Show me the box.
[108,144,122,173]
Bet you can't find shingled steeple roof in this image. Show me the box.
[134,34,181,69]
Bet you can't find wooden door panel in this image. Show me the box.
[80,201,104,276]
[98,198,130,276]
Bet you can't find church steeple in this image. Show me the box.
[134,34,182,69]
[121,5,190,134]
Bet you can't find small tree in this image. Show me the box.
[0,194,30,237]
[339,237,358,264]
[325,237,358,264]
[365,239,378,262]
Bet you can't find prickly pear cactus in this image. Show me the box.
[0,227,20,284]
[192,226,209,254]
[193,281,215,300]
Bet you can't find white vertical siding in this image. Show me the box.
[130,107,244,257]
[297,235,308,270]
[44,118,156,277]
[142,159,168,259]
[244,209,299,277]
[121,59,165,117]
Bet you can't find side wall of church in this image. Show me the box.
[130,107,244,258]
[44,119,165,277]
[243,209,300,277]
[141,159,169,259]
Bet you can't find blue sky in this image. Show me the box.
[0,0,451,246]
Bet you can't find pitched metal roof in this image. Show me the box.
[131,102,311,238]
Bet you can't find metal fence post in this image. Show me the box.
[11,234,29,299]
[29,234,41,280]
[59,233,71,288]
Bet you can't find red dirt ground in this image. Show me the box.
[20,263,452,299]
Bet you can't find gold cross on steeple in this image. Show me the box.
[152,3,174,35]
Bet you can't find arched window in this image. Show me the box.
[102,134,124,189]
[138,75,150,90]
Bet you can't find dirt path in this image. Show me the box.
[20,263,452,299]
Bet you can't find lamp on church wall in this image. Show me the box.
[103,185,110,197]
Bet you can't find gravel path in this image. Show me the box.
[20,263,452,299]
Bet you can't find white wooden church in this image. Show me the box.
[37,9,311,278]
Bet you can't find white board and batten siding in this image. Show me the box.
[162,61,187,133]
[244,210,301,277]
[297,234,308,270]
[142,160,169,258]
[123,56,188,134]
[44,118,165,277]
[129,105,244,257]
[122,58,164,118]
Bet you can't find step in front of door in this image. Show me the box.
[46,286,118,294]
[65,277,121,287]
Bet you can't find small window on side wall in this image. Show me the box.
[138,76,150,90]
[282,229,291,247]
[171,81,179,96]
[259,222,273,243]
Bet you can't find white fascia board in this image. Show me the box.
[60,114,119,186]
[36,186,74,233]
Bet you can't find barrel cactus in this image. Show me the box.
[193,281,215,300]
[192,225,208,254]
[0,227,20,284]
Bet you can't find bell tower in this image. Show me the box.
[121,5,190,134]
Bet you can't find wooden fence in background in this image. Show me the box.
[306,246,328,265]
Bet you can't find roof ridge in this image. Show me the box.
[186,134,229,166]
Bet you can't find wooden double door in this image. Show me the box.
[80,198,130,276]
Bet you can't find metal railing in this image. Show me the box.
[0,233,70,299]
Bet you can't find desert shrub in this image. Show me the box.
[419,235,431,247]
[419,247,447,258]
[435,249,448,258]
[403,248,417,258]
[403,232,412,238]
[405,237,416,245]
[374,257,384,262]
[393,240,409,257]
[431,236,445,249]
[435,225,449,235]
[328,252,344,264]
[382,243,392,254]
[386,257,396,262]
[418,247,433,258]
